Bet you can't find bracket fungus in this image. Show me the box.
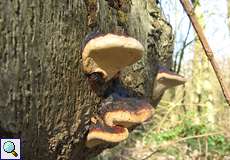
[86,118,129,148]
[83,32,153,148]
[82,33,144,81]
[98,97,153,128]
[152,65,187,101]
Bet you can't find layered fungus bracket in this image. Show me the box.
[98,97,153,128]
[81,32,186,148]
[86,117,129,148]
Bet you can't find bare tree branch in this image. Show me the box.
[179,0,230,106]
[176,22,192,73]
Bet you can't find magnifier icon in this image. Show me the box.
[3,141,18,157]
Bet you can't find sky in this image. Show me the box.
[161,0,230,63]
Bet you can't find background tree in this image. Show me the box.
[0,0,173,159]
[228,0,230,29]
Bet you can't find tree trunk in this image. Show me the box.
[228,0,230,30]
[0,0,173,159]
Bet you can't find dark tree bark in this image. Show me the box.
[0,0,173,159]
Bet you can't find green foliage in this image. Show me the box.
[181,119,207,136]
[208,135,230,155]
[145,125,183,144]
[142,110,230,158]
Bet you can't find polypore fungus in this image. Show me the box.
[152,65,187,101]
[86,118,129,148]
[83,33,153,148]
[82,33,144,81]
[98,97,153,128]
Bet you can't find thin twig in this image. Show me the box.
[156,103,178,132]
[198,138,202,160]
[205,137,208,160]
[179,0,230,106]
[176,22,192,73]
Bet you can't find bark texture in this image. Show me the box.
[0,0,173,159]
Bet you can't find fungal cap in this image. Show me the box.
[104,107,152,128]
[157,67,186,88]
[82,33,144,81]
[100,98,153,127]
[152,65,187,100]
[86,121,129,148]
[157,66,187,87]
